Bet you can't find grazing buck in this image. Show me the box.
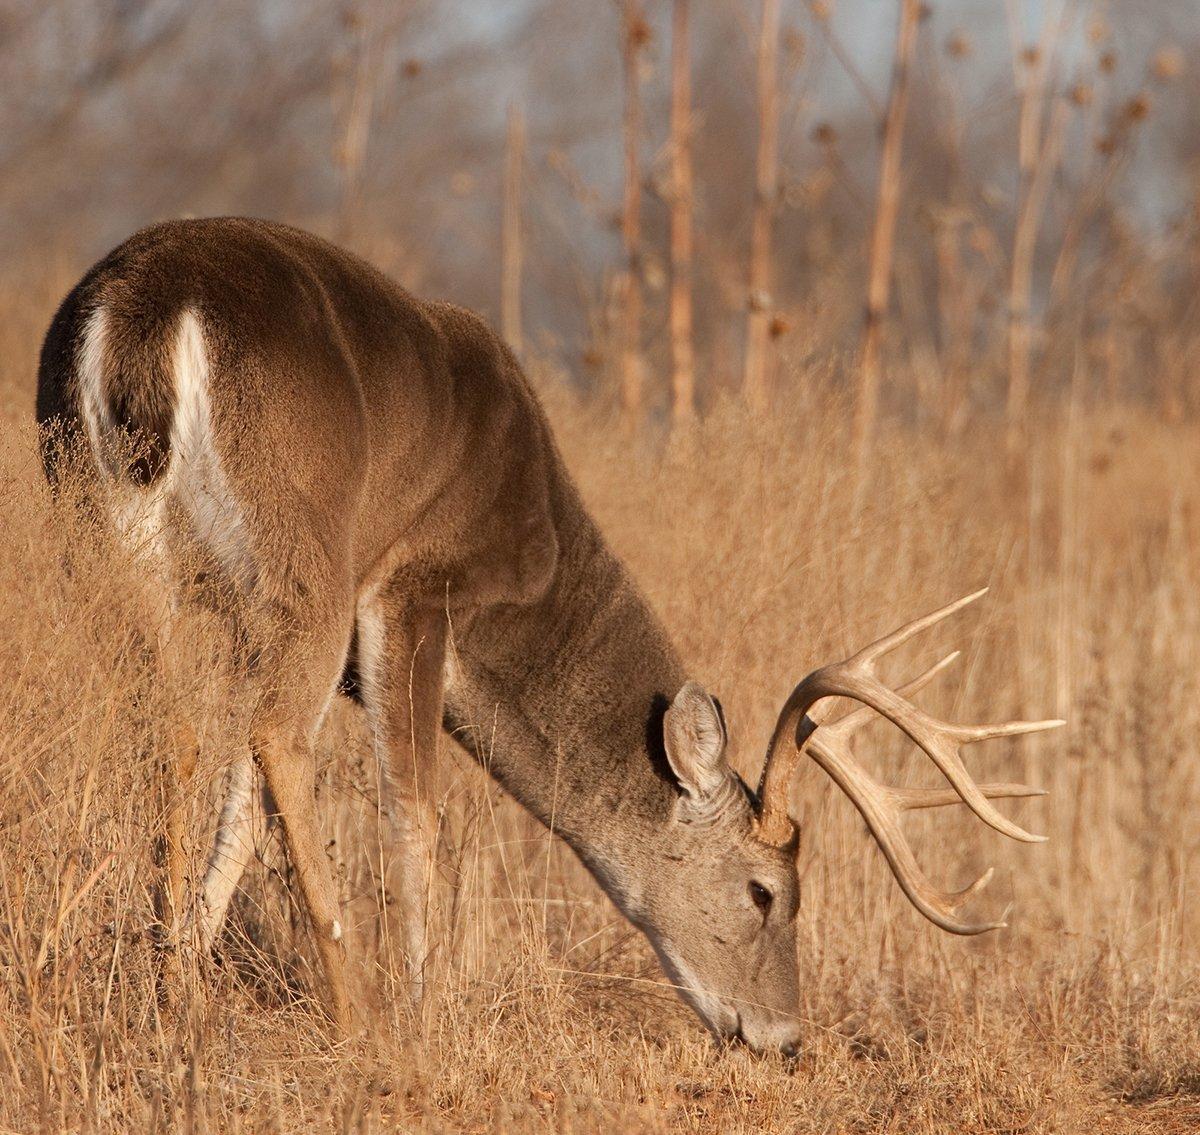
[36,218,1060,1055]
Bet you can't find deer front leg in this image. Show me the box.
[357,597,447,1013]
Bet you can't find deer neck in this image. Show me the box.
[445,481,687,908]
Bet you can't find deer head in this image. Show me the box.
[631,589,1061,1055]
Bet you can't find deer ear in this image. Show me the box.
[663,681,729,800]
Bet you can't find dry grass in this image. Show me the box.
[3,274,1200,1134]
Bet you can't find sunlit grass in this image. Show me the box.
[2,279,1199,1132]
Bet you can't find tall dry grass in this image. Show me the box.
[1,265,1200,1134]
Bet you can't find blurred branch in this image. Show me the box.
[502,103,526,356]
[744,0,780,413]
[854,0,920,458]
[334,1,425,238]
[668,0,696,424]
[1006,0,1074,442]
[803,0,883,119]
[0,2,189,171]
[619,0,648,424]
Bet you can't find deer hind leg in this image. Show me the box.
[357,595,447,1012]
[253,719,351,1030]
[154,715,198,1002]
[160,720,199,938]
[195,751,274,950]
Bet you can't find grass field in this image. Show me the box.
[1,267,1200,1134]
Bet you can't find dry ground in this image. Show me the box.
[2,275,1200,1133]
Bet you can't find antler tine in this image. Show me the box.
[852,588,988,670]
[957,719,1067,742]
[891,783,1046,811]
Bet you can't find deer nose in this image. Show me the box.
[736,1016,802,1057]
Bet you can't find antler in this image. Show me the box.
[755,589,1063,934]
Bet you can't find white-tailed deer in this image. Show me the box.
[36,218,1060,1055]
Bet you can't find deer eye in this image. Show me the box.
[749,881,773,913]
